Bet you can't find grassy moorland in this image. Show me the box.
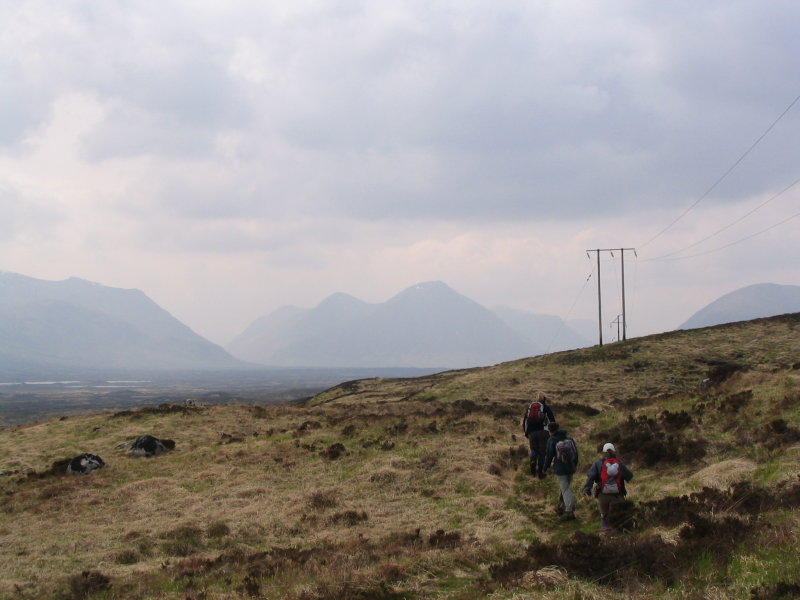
[1,314,799,599]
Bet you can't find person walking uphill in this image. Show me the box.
[582,442,634,532]
[543,422,579,521]
[522,392,555,479]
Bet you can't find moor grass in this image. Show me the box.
[2,314,800,599]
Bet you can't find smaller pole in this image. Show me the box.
[621,248,627,341]
[596,249,603,346]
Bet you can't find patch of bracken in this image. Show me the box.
[112,403,199,418]
[706,361,747,384]
[719,389,754,413]
[62,570,111,599]
[384,420,408,435]
[329,510,368,526]
[762,419,800,450]
[297,420,323,432]
[295,580,409,600]
[637,480,800,531]
[452,399,479,413]
[486,402,519,420]
[594,415,707,466]
[678,512,750,554]
[322,443,346,460]
[562,401,600,416]
[524,532,681,586]
[750,582,800,600]
[428,530,462,548]
[659,409,692,430]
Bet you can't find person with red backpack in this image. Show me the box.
[582,442,634,532]
[521,392,556,478]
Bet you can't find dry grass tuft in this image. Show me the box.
[520,565,569,589]
[692,458,758,488]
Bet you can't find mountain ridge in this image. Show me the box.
[0,272,247,376]
[680,282,800,329]
[227,280,591,369]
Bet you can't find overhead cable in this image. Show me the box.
[545,264,594,354]
[648,208,800,261]
[646,175,800,260]
[639,92,800,250]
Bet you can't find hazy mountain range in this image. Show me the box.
[679,283,800,330]
[0,272,245,377]
[2,272,797,375]
[226,281,592,368]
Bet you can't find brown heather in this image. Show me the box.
[2,314,800,599]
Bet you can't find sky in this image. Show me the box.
[1,0,799,347]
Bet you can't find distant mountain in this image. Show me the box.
[491,307,592,352]
[0,272,247,376]
[679,283,800,330]
[227,281,590,369]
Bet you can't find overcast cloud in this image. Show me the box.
[1,0,798,346]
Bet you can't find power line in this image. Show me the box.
[646,175,800,260]
[648,208,800,261]
[639,92,800,250]
[545,263,595,354]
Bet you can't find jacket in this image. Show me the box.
[543,429,579,475]
[582,456,634,496]
[522,402,556,435]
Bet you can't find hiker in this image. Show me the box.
[542,422,579,521]
[522,392,555,478]
[582,442,634,531]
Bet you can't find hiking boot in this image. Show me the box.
[554,506,565,516]
[536,468,545,480]
[530,463,537,476]
[560,512,576,522]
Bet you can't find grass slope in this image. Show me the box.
[1,314,800,599]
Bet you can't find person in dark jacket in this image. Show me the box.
[522,392,556,478]
[542,422,579,520]
[582,442,634,531]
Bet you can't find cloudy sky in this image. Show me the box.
[2,0,798,346]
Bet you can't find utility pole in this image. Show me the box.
[619,247,637,340]
[611,315,622,342]
[586,247,636,346]
[587,249,603,346]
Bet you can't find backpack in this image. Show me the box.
[555,439,577,466]
[527,401,547,425]
[600,458,623,494]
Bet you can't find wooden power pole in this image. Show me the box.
[586,247,636,346]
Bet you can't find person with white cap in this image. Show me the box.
[582,442,634,531]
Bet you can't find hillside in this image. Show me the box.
[1,314,799,599]
[680,282,800,329]
[0,272,246,376]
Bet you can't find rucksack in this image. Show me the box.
[527,401,547,425]
[555,439,577,466]
[600,458,623,494]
